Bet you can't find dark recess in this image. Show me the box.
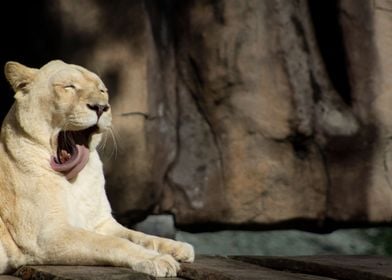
[0,1,62,123]
[308,0,352,105]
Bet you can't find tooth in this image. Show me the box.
[60,149,71,163]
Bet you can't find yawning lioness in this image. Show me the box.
[0,60,194,277]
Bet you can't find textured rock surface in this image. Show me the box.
[0,0,391,229]
[325,0,392,222]
[168,0,330,225]
[10,255,392,280]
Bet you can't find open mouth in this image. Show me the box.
[50,125,99,180]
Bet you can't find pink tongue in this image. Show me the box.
[50,145,90,180]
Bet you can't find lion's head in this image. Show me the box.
[4,60,112,180]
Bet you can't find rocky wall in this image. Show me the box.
[1,0,391,230]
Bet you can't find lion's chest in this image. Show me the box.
[64,153,110,230]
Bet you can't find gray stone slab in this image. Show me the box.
[13,255,392,280]
[232,255,392,280]
[0,276,20,280]
[14,265,157,280]
[179,256,336,280]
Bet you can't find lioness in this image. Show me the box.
[0,60,194,277]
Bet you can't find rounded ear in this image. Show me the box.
[4,61,38,93]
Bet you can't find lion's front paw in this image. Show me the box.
[169,241,195,263]
[134,254,180,277]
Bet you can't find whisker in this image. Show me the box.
[95,127,118,160]
[97,131,108,153]
[108,127,119,160]
[110,125,122,148]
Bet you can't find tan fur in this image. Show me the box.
[0,60,194,277]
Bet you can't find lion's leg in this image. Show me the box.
[0,217,23,274]
[0,242,9,274]
[95,218,194,263]
[36,226,179,277]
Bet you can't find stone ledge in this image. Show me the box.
[6,255,392,280]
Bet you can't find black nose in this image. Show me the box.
[87,104,110,118]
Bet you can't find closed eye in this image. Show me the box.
[64,85,76,90]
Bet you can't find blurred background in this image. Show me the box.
[1,0,392,256]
